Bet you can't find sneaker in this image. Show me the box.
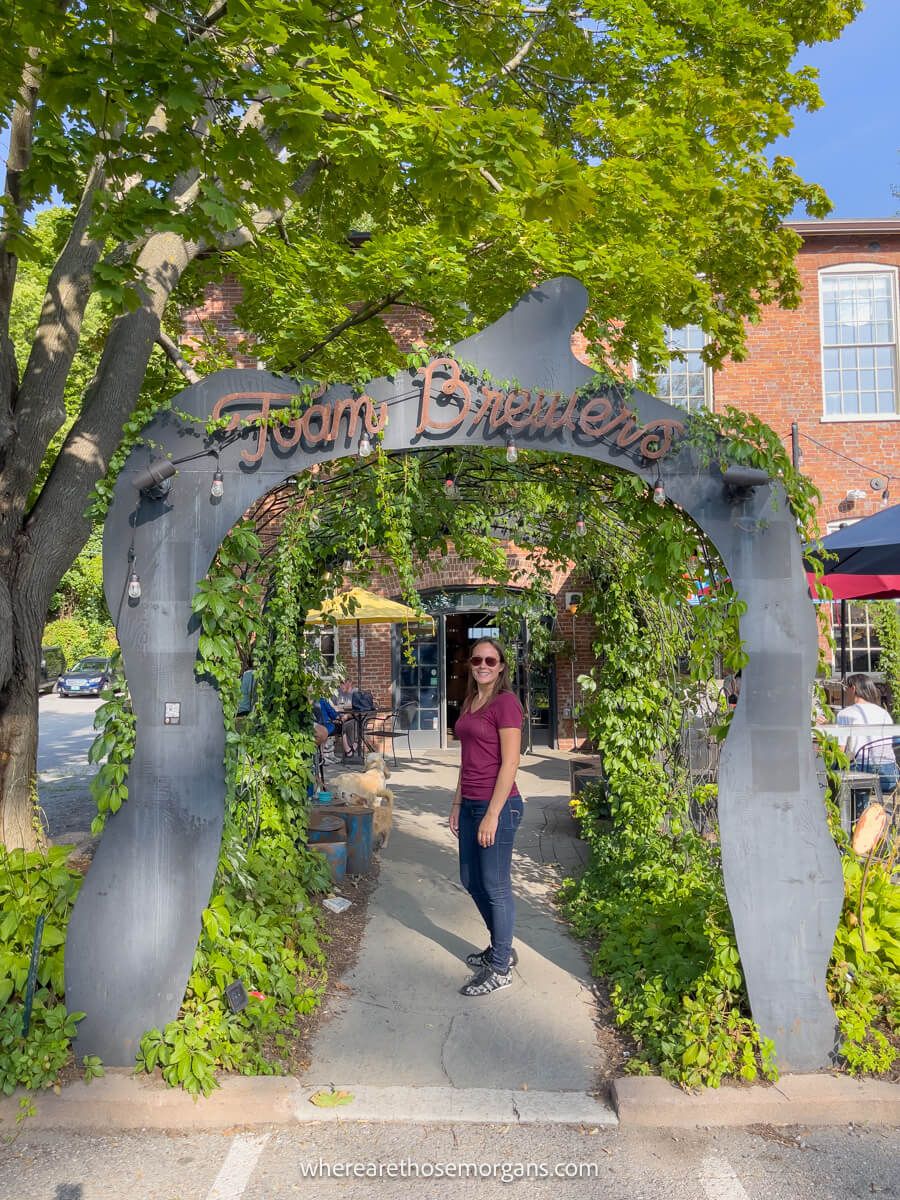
[464,946,518,970]
[459,966,512,997]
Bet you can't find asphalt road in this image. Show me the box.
[1,1121,896,1200]
[37,692,103,776]
[37,692,103,839]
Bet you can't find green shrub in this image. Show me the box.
[0,846,93,1095]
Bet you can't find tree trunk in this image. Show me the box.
[0,599,43,851]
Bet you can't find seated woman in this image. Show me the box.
[837,674,899,798]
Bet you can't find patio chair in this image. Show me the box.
[364,701,418,765]
[849,737,900,809]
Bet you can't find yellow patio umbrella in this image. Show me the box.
[305,586,434,690]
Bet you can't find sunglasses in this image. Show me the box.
[470,655,500,667]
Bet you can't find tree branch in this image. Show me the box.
[479,167,503,193]
[0,47,42,339]
[217,157,326,250]
[26,230,202,596]
[11,159,107,499]
[471,22,547,97]
[295,293,402,366]
[157,330,201,382]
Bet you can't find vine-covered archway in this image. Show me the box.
[67,278,841,1071]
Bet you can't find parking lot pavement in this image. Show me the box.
[1,1121,896,1200]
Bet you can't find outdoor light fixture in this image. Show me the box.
[845,488,867,503]
[358,432,373,458]
[210,467,224,500]
[506,437,518,464]
[721,466,771,502]
[132,458,176,498]
[127,571,142,601]
[575,513,587,537]
[652,475,666,506]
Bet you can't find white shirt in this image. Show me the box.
[836,700,896,765]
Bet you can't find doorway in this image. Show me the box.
[391,590,555,749]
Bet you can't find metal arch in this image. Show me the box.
[66,277,842,1070]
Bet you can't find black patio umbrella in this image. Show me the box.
[805,503,900,691]
[805,503,900,601]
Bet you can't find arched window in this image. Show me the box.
[819,263,899,418]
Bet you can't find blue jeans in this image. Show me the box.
[458,796,523,973]
[851,762,899,803]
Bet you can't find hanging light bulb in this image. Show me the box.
[575,513,587,537]
[444,474,458,498]
[343,557,354,572]
[310,461,321,477]
[505,437,518,464]
[652,475,666,506]
[358,432,372,458]
[127,571,142,601]
[309,508,321,531]
[210,467,224,499]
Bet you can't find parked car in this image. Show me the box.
[39,646,66,694]
[58,656,113,698]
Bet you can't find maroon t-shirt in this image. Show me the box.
[454,691,523,801]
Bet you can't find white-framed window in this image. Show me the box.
[652,325,713,413]
[305,628,337,671]
[819,264,899,419]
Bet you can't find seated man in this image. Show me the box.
[313,697,352,755]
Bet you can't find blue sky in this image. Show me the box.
[774,0,899,219]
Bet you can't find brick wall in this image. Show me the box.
[713,232,900,532]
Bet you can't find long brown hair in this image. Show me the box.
[461,638,514,713]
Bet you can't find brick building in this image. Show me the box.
[188,219,900,749]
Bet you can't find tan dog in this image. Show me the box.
[328,753,395,850]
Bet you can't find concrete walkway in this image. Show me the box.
[304,748,604,1094]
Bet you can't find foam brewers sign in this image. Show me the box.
[211,357,683,463]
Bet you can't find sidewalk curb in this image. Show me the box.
[2,1071,898,1132]
[611,1074,900,1128]
[0,1074,615,1131]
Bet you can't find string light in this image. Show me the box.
[310,461,321,476]
[652,475,666,506]
[575,513,587,537]
[505,437,518,464]
[358,432,373,458]
[127,571,142,601]
[210,467,224,499]
[444,474,458,497]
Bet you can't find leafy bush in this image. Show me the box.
[563,777,777,1087]
[42,617,116,668]
[828,852,900,1075]
[0,845,97,1095]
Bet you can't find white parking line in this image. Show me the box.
[206,1132,271,1199]
[699,1152,751,1200]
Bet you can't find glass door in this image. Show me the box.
[394,621,442,747]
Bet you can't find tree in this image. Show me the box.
[0,0,860,846]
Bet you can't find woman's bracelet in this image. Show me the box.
[451,800,461,809]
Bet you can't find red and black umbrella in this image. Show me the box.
[805,503,900,601]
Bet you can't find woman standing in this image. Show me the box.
[450,639,524,996]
